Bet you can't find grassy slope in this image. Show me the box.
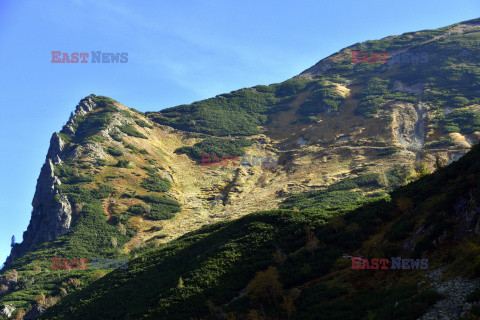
[40,143,480,319]
[148,19,480,143]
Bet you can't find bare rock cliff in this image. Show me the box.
[5,96,100,266]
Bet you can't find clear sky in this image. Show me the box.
[0,0,478,267]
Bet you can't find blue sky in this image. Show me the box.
[0,0,478,266]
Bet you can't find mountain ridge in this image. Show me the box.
[1,17,480,319]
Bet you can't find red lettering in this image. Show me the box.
[71,52,79,63]
[368,52,379,63]
[351,51,362,63]
[360,52,370,63]
[351,257,364,269]
[51,51,62,63]
[79,259,90,270]
[61,52,71,63]
[201,154,211,166]
[220,155,229,166]
[59,258,71,270]
[79,52,89,63]
[70,258,80,269]
[379,52,389,63]
[230,156,239,166]
[211,156,220,165]
[370,258,379,269]
[51,257,62,269]
[363,259,372,269]
[379,259,389,269]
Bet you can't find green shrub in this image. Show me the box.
[65,174,94,184]
[426,139,456,148]
[297,87,345,116]
[106,146,123,157]
[92,95,118,110]
[121,110,134,118]
[57,184,94,204]
[377,147,398,156]
[435,109,480,134]
[135,120,153,129]
[175,137,253,162]
[149,80,315,136]
[110,132,123,142]
[281,190,366,211]
[54,163,76,180]
[116,160,130,168]
[57,133,73,144]
[141,175,172,192]
[118,124,147,139]
[128,204,150,215]
[86,135,105,143]
[354,78,390,118]
[65,201,130,257]
[91,184,114,199]
[111,211,135,224]
[136,194,179,206]
[147,226,164,232]
[144,209,176,220]
[141,166,158,176]
[71,108,112,144]
[96,159,107,166]
[451,96,469,108]
[327,174,381,191]
[125,144,138,152]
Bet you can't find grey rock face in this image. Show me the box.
[61,94,98,135]
[418,268,480,320]
[392,102,427,153]
[5,95,102,267]
[0,304,16,318]
[6,133,72,266]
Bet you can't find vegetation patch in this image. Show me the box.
[148,78,314,136]
[175,137,253,162]
[297,85,346,117]
[106,146,123,157]
[433,109,480,134]
[140,174,172,193]
[70,109,112,144]
[118,124,148,139]
[135,120,153,129]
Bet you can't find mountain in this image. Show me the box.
[1,17,480,319]
[40,141,480,319]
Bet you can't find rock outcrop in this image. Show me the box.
[5,132,72,266]
[0,304,15,318]
[4,96,101,267]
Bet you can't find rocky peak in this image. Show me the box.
[61,94,99,135]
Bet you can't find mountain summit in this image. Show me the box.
[1,17,480,320]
